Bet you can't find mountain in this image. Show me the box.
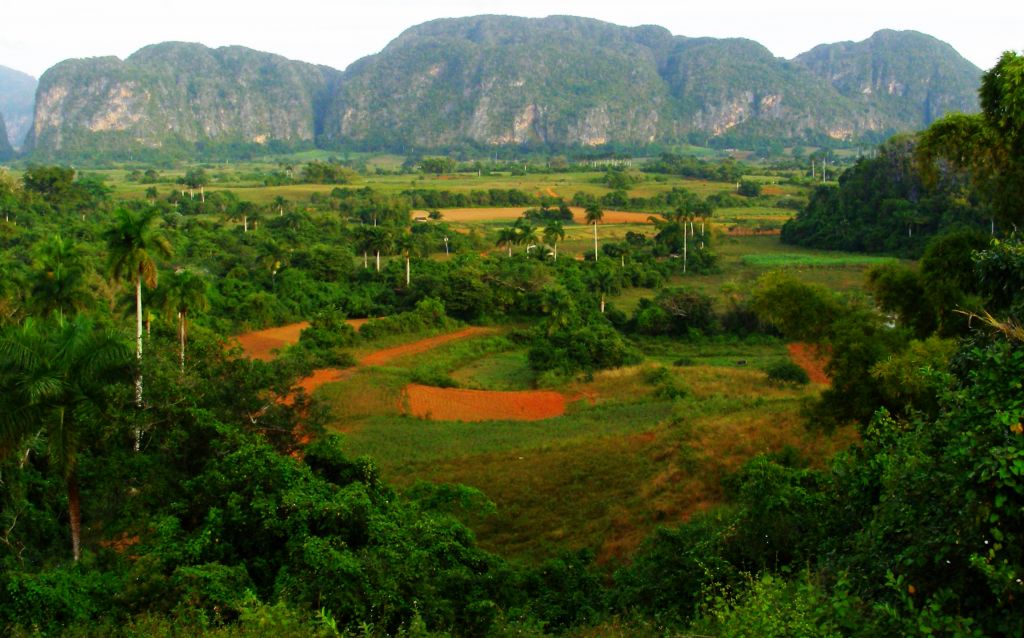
[0,112,13,159]
[26,43,341,158]
[0,65,37,149]
[25,17,983,158]
[793,29,982,128]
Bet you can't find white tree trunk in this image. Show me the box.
[179,311,186,373]
[600,293,606,314]
[683,230,688,274]
[405,257,410,286]
[134,275,143,451]
[593,223,599,261]
[363,251,368,269]
[243,216,248,233]
[375,250,381,272]
[200,186,205,203]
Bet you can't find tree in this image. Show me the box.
[543,220,566,261]
[917,51,1024,229]
[104,208,173,414]
[496,227,518,258]
[0,316,130,561]
[514,220,539,255]
[588,264,621,314]
[183,168,209,202]
[366,226,393,272]
[394,233,414,287]
[29,235,90,320]
[585,204,604,261]
[157,269,209,372]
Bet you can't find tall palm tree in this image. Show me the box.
[515,220,539,255]
[588,264,620,314]
[104,208,173,411]
[496,227,518,258]
[367,226,393,272]
[30,235,91,320]
[543,220,565,261]
[158,269,209,372]
[585,204,604,261]
[0,316,130,561]
[394,233,414,287]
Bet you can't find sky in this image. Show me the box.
[3,0,1021,79]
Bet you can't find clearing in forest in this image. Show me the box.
[404,384,565,421]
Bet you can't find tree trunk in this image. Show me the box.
[593,223,599,261]
[553,244,557,261]
[508,243,512,258]
[405,257,410,287]
[600,293,606,314]
[620,254,624,267]
[179,311,186,373]
[134,272,145,452]
[243,216,248,233]
[200,185,205,203]
[375,250,380,272]
[363,251,368,269]
[683,230,688,274]
[135,275,143,409]
[68,472,81,562]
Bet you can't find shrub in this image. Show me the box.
[765,361,810,385]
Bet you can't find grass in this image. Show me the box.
[741,254,897,268]
[323,339,857,564]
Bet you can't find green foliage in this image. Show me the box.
[765,360,810,385]
[751,272,843,342]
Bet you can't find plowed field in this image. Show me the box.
[359,327,495,367]
[787,342,830,385]
[404,384,566,422]
[235,318,370,360]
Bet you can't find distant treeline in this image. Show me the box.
[781,135,986,256]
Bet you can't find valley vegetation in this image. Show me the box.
[0,52,1022,638]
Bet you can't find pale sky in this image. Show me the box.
[3,0,1020,79]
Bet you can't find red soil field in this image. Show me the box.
[787,342,830,385]
[725,227,782,236]
[404,384,566,422]
[358,326,495,367]
[235,318,371,360]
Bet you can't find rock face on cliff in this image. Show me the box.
[0,113,13,160]
[793,29,982,129]
[24,17,982,157]
[0,65,37,150]
[26,43,341,157]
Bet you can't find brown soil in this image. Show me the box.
[421,207,656,225]
[235,318,371,361]
[358,326,495,367]
[405,384,566,422]
[725,227,782,236]
[787,342,830,385]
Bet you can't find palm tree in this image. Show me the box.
[543,220,565,261]
[693,199,714,249]
[367,226,393,272]
[0,316,130,561]
[588,264,620,314]
[585,204,604,261]
[104,208,173,411]
[394,233,414,287]
[515,220,540,255]
[272,195,288,218]
[30,235,91,320]
[158,269,208,372]
[496,227,518,258]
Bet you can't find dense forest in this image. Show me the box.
[1,53,1023,637]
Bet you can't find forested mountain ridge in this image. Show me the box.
[22,16,982,158]
[24,43,342,159]
[793,29,982,128]
[0,64,37,149]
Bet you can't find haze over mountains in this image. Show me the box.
[3,15,983,159]
[0,65,37,151]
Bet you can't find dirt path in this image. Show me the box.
[358,326,495,367]
[405,384,566,422]
[235,319,371,361]
[787,342,830,385]
[289,326,497,397]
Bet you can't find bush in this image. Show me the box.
[765,361,810,385]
